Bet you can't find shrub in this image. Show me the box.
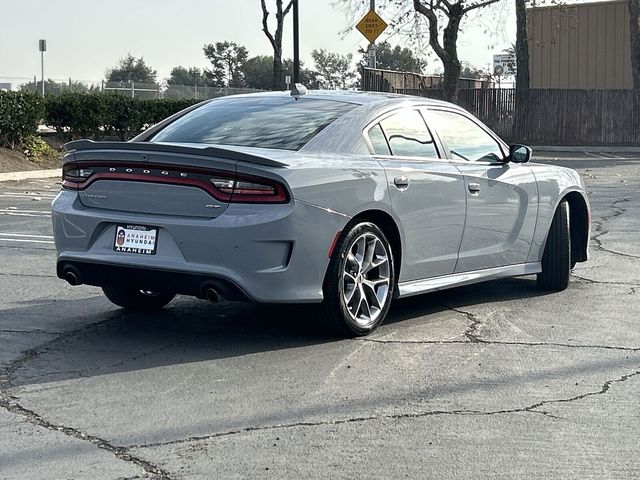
[0,91,44,149]
[44,93,198,141]
[22,135,58,164]
[46,93,108,140]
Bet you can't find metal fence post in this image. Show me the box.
[131,82,135,98]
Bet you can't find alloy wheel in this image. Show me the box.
[341,233,391,327]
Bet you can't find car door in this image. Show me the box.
[366,108,466,283]
[425,108,538,272]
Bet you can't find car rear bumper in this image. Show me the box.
[56,259,250,301]
[52,191,349,303]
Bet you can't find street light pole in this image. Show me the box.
[293,0,300,84]
[39,39,46,95]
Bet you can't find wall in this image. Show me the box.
[528,0,633,89]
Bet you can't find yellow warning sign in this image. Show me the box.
[356,10,388,44]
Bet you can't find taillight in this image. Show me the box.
[62,165,92,189]
[211,176,287,203]
[61,163,289,204]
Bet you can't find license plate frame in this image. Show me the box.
[113,224,159,255]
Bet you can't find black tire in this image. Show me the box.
[323,222,395,337]
[102,285,175,311]
[537,200,571,291]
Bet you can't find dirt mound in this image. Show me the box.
[0,146,62,173]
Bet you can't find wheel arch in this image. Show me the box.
[563,191,590,264]
[345,209,404,292]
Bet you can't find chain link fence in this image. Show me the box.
[0,77,264,99]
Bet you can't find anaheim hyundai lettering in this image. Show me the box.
[52,90,590,336]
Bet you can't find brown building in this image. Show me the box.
[528,0,633,89]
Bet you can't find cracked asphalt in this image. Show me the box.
[1,151,639,479]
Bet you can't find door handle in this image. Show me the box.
[468,182,480,194]
[394,176,409,190]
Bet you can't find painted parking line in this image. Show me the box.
[0,206,51,217]
[0,233,55,245]
[0,238,54,244]
[0,211,51,218]
[0,193,57,199]
[0,233,54,239]
[0,208,50,213]
[582,151,630,160]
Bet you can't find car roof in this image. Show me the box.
[213,89,455,108]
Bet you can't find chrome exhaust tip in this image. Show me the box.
[203,286,221,303]
[64,269,81,286]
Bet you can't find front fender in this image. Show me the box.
[528,164,590,263]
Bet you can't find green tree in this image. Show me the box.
[203,41,249,88]
[242,55,275,90]
[20,79,95,95]
[106,54,157,83]
[460,65,483,79]
[311,49,357,90]
[360,41,426,74]
[167,66,208,86]
[260,0,295,89]
[241,55,310,90]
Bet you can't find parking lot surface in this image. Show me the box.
[1,151,639,479]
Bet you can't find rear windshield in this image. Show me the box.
[150,96,356,151]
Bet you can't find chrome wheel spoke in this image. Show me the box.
[348,286,362,316]
[369,255,387,271]
[344,283,357,304]
[353,237,366,270]
[362,283,381,311]
[344,271,357,283]
[362,237,376,272]
[358,287,371,320]
[346,253,359,271]
[363,277,389,291]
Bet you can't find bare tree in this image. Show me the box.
[260,0,294,90]
[412,0,501,102]
[338,0,503,102]
[514,0,530,135]
[630,0,640,89]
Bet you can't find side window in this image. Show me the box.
[367,124,391,155]
[378,110,439,158]
[428,110,504,162]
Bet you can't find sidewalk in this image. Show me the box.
[0,169,61,182]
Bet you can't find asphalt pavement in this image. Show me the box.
[1,151,639,479]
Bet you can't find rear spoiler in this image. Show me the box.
[64,140,288,168]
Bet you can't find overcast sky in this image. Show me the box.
[0,0,515,85]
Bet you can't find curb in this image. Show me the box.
[0,169,61,182]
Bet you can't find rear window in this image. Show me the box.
[150,96,356,151]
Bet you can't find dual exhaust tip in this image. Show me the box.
[62,265,224,303]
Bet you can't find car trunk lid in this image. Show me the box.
[64,141,290,219]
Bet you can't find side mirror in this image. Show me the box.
[509,144,532,163]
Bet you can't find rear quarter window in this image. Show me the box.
[151,96,356,151]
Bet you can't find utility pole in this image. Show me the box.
[39,39,46,95]
[293,0,300,84]
[368,0,376,68]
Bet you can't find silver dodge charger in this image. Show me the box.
[52,90,590,336]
